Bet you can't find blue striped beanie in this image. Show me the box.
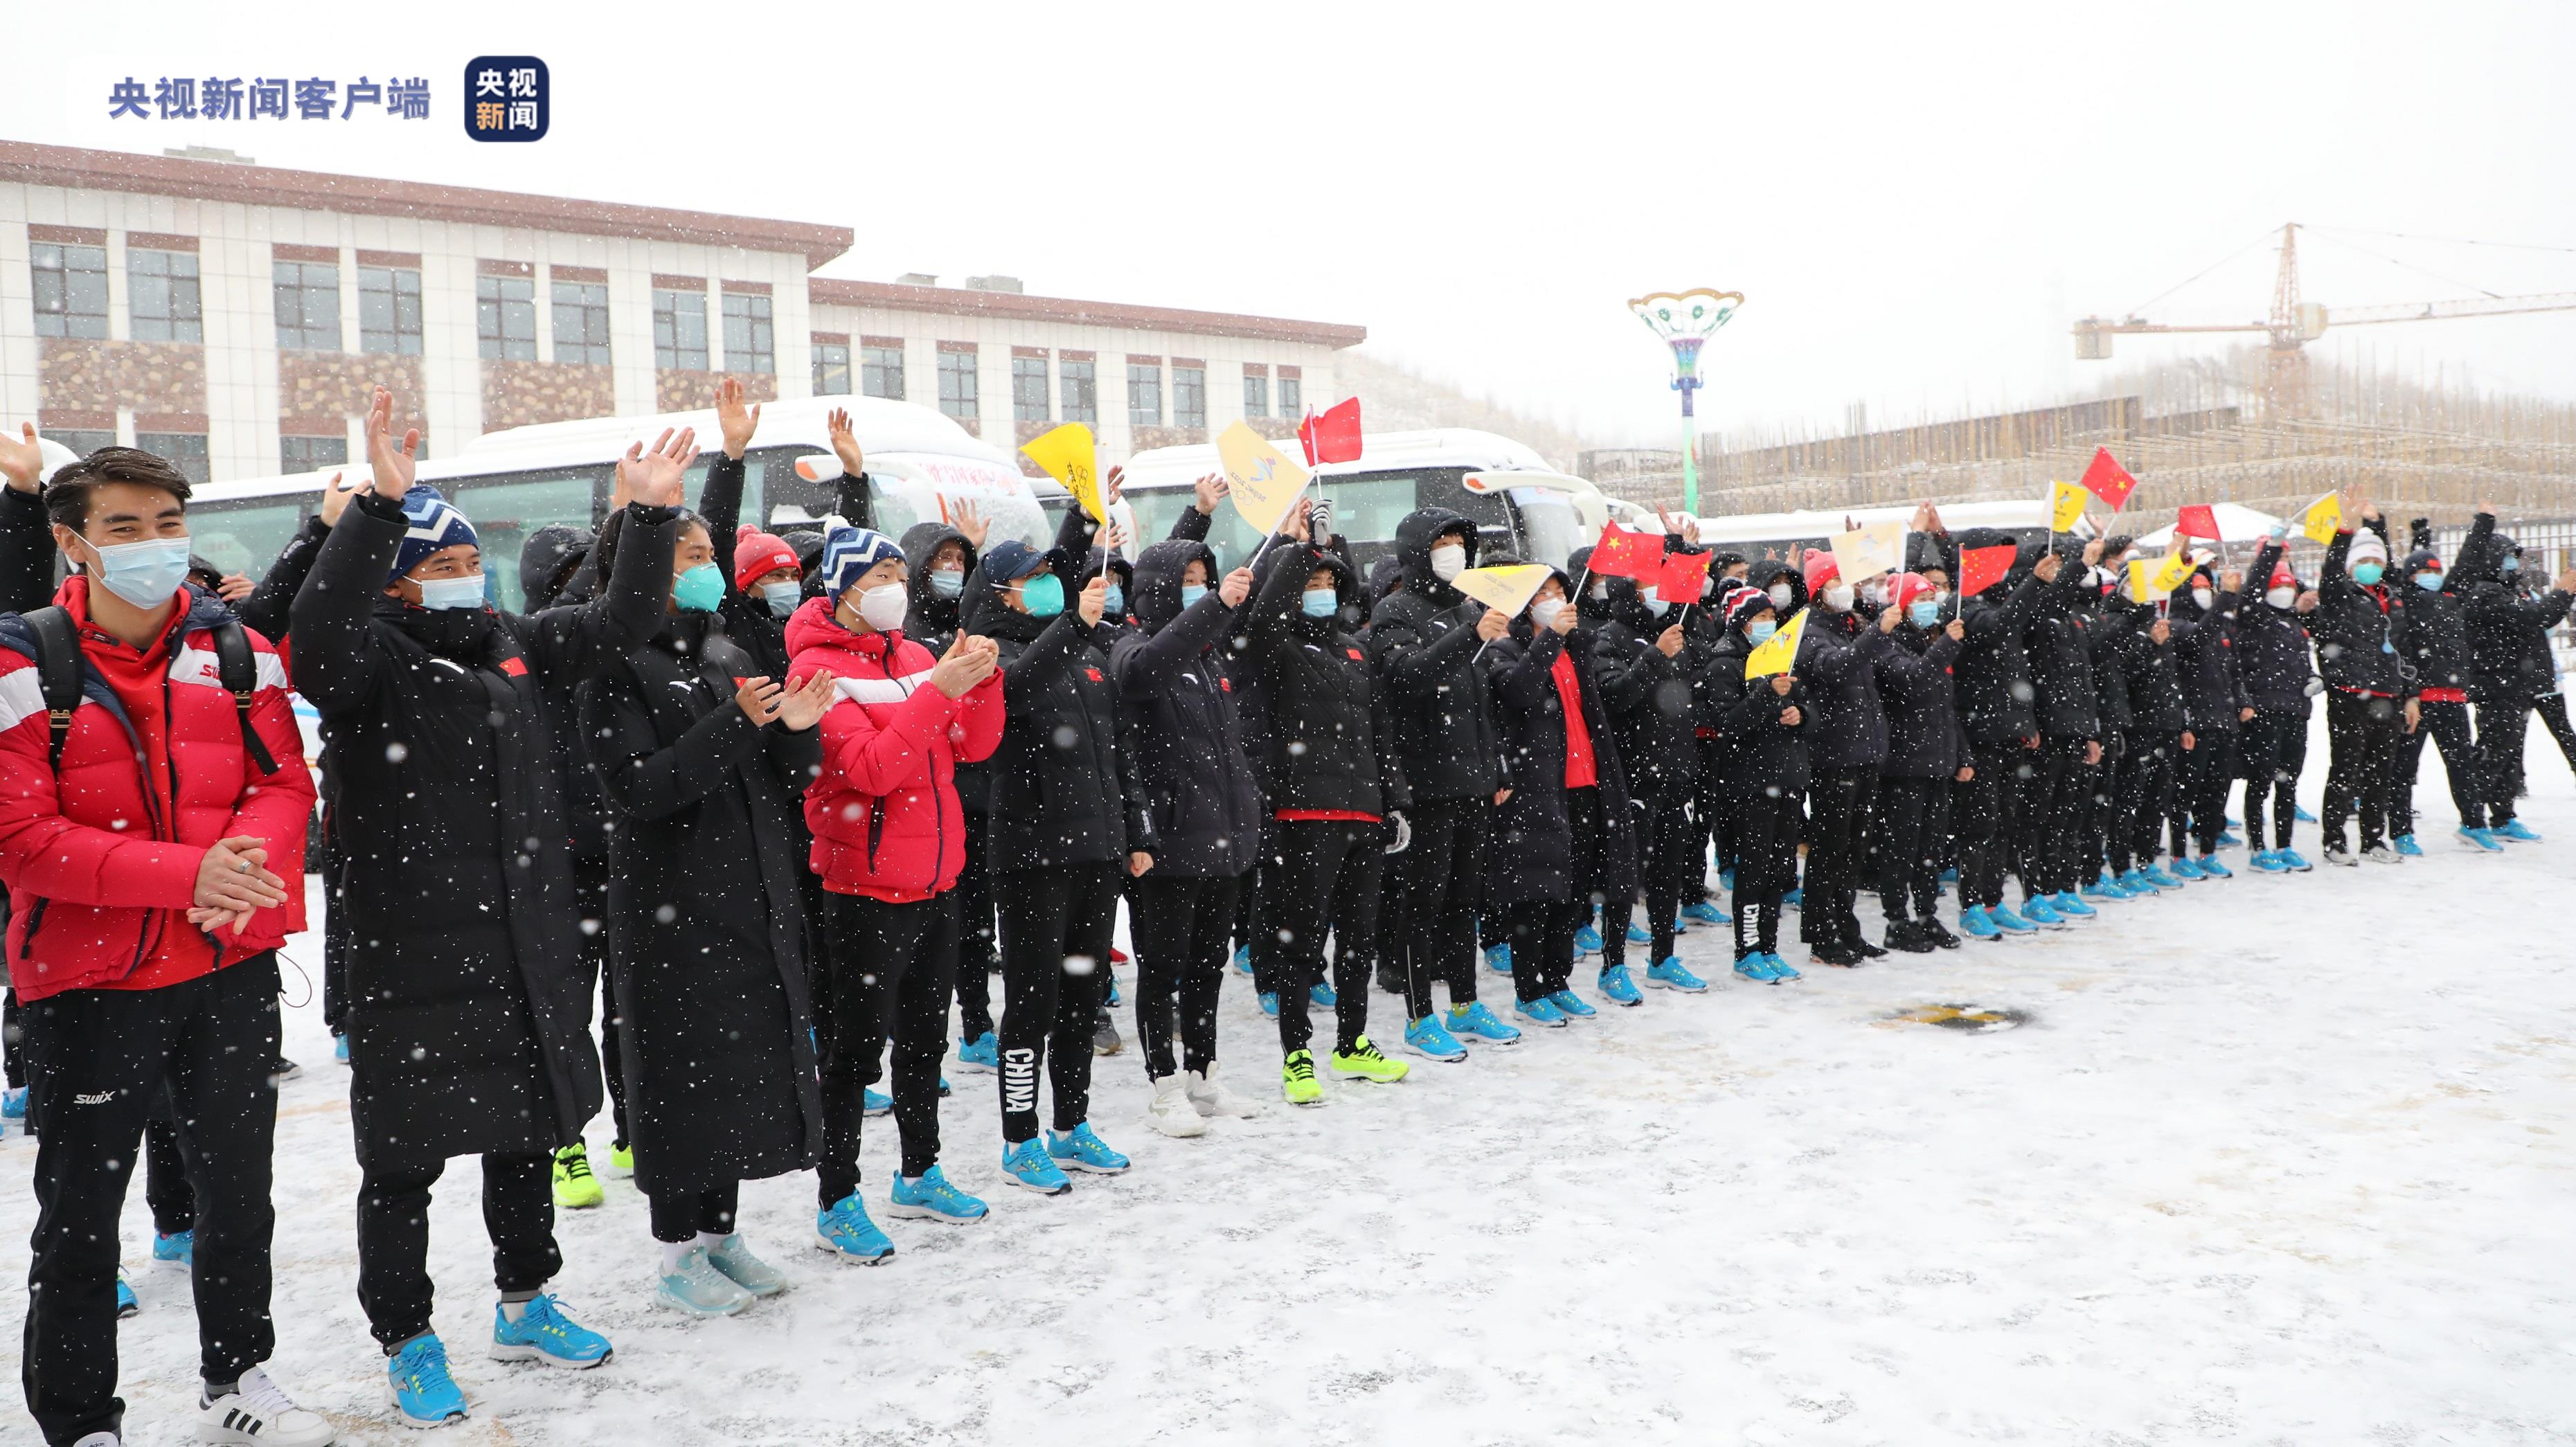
[390,485,479,583]
[819,525,904,598]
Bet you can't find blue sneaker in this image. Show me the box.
[1309,980,1339,1008]
[2116,868,2159,896]
[1685,901,1728,928]
[1719,866,1736,890]
[116,1268,138,1319]
[388,1333,468,1428]
[1987,904,2038,937]
[1258,991,1280,1017]
[2498,818,2542,843]
[1,1086,26,1129]
[814,1192,895,1263]
[2215,829,2243,850]
[2050,890,2095,918]
[1446,1001,1521,1044]
[1939,867,1960,885]
[2195,852,2233,879]
[955,1031,999,1074]
[2168,856,2206,881]
[2249,850,2290,874]
[1762,952,1803,982]
[1512,996,1569,1029]
[2457,826,2504,852]
[888,1165,988,1223]
[2293,804,2318,823]
[1645,956,1709,993]
[1046,1122,1129,1175]
[1625,922,1651,946]
[1232,944,1253,976]
[1597,964,1644,1006]
[1105,973,1122,1007]
[2019,896,2065,928]
[333,1032,349,1065]
[2142,861,2184,888]
[2079,879,2127,904]
[1782,887,1805,910]
[1958,904,2001,941]
[152,1230,193,1268]
[1490,940,1520,973]
[1733,953,1780,982]
[490,1293,612,1369]
[2392,834,2424,858]
[1002,1138,1072,1194]
[1548,989,1598,1020]
[2275,849,2313,872]
[1402,1014,1469,1061]
[863,1087,892,1117]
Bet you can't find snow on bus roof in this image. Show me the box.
[1677,498,2083,546]
[1119,427,1555,490]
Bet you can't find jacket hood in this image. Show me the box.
[900,521,975,631]
[1129,537,1220,635]
[1367,554,1404,607]
[1564,546,1613,627]
[1393,506,1480,602]
[1078,546,1135,590]
[1743,558,1809,613]
[519,524,595,611]
[1261,542,1359,611]
[1602,574,1672,634]
[2453,524,2521,590]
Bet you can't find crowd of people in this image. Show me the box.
[1,379,2572,1446]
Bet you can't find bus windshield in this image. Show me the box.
[1507,487,1583,571]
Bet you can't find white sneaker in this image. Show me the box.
[2322,845,2359,867]
[1185,1066,1261,1118]
[1145,1075,1208,1137]
[73,1434,121,1447]
[199,1365,336,1446]
[2361,844,2401,864]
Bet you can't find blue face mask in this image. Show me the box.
[2413,571,2442,592]
[1102,584,1125,616]
[1180,584,1209,609]
[672,563,725,613]
[1745,619,1778,645]
[1907,599,1942,629]
[416,573,487,611]
[82,535,194,609]
[930,568,965,598]
[2502,555,2521,575]
[2352,561,2383,586]
[1017,573,1065,618]
[1301,588,1339,618]
[761,579,802,617]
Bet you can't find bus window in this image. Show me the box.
[451,467,607,611]
[190,496,310,582]
[1316,474,1418,567]
[1505,487,1582,571]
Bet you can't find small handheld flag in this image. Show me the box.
[1587,523,1664,580]
[2050,480,2088,533]
[1958,543,2018,599]
[2175,503,2219,541]
[1296,398,1363,467]
[2078,447,2138,512]
[1744,604,1808,678]
[2299,491,2343,546]
[1020,423,1106,523]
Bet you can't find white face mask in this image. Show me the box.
[1428,543,1467,582]
[1640,588,1670,617]
[1529,596,1566,630]
[2266,586,2296,609]
[1767,583,1794,609]
[2192,587,2215,609]
[1590,582,1610,602]
[855,582,909,632]
[1822,584,1855,612]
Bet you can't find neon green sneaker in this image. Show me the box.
[607,1142,635,1177]
[1327,1036,1411,1085]
[1281,1050,1323,1107]
[551,1144,604,1209]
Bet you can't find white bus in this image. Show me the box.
[184,395,1054,612]
[1116,427,1607,573]
[1669,498,2093,563]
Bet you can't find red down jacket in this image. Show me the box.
[0,576,314,1000]
[784,597,1002,902]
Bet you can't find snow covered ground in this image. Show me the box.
[7,724,2576,1446]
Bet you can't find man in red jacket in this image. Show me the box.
[0,435,328,1447]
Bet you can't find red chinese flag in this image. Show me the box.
[2078,447,2138,512]
[1309,397,1362,463]
[1958,543,2017,599]
[1586,523,1663,580]
[1658,548,1714,602]
[2174,503,2219,541]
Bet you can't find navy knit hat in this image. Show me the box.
[389,485,478,584]
[819,525,904,598]
[1722,584,1771,629]
[977,539,1053,588]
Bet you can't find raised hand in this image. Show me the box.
[775,669,836,731]
[951,501,990,550]
[217,573,253,603]
[1193,473,1229,515]
[1104,464,1125,507]
[2149,618,2170,645]
[1308,498,1334,542]
[1878,604,1902,634]
[1282,497,1312,544]
[2081,537,2107,566]
[715,375,762,460]
[1476,606,1510,642]
[2221,570,2244,593]
[1077,574,1108,627]
[2556,566,2576,595]
[317,470,356,527]
[362,386,419,499]
[734,675,785,726]
[1218,566,1254,607]
[2293,589,2320,613]
[1548,600,1577,636]
[1655,621,1685,658]
[1945,618,1966,642]
[826,406,864,477]
[0,422,44,494]
[2035,552,2065,583]
[1769,673,1794,696]
[618,426,698,509]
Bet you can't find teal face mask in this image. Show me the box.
[1745,619,1778,645]
[1907,599,1942,628]
[673,563,725,613]
[2413,571,2442,591]
[2352,561,2383,586]
[1102,584,1125,615]
[1018,573,1066,618]
[416,574,488,611]
[1301,588,1339,618]
[2502,555,2521,575]
[1180,584,1209,609]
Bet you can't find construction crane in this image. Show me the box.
[2072,222,2576,415]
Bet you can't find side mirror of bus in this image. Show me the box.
[795,453,846,485]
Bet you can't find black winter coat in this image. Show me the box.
[1794,610,1892,771]
[2454,512,2572,704]
[900,519,992,815]
[580,611,822,1197]
[1244,541,1409,818]
[976,568,1147,872]
[695,453,791,680]
[2395,575,2474,695]
[2023,560,2102,740]
[1878,624,1965,779]
[2113,607,2190,734]
[2233,539,2319,712]
[1700,622,1812,798]
[1593,579,1699,795]
[2167,584,2247,733]
[2312,528,2411,697]
[516,521,616,864]
[1366,508,1504,803]
[1111,539,1261,877]
[290,489,675,1168]
[1949,532,2041,748]
[1481,620,1637,904]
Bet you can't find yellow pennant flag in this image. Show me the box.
[1744,604,1809,678]
[2299,491,2342,545]
[1830,519,1908,583]
[2128,553,2198,601]
[2154,550,2199,594]
[1449,564,1552,618]
[1021,422,1107,523]
[1215,420,1309,537]
[2050,480,2088,532]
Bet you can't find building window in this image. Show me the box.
[862,344,904,401]
[273,260,341,351]
[551,280,611,366]
[1278,375,1303,419]
[1012,357,1049,422]
[1242,369,1270,418]
[1173,365,1206,429]
[722,293,773,375]
[280,435,348,472]
[654,289,708,370]
[1127,363,1162,428]
[48,429,114,458]
[31,243,109,339]
[137,432,210,487]
[359,266,423,354]
[812,341,851,396]
[128,249,202,343]
[938,350,978,422]
[476,274,537,361]
[1059,358,1097,425]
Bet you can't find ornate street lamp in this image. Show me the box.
[1628,287,1742,515]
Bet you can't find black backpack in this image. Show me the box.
[22,606,281,776]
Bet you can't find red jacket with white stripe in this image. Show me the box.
[783,597,1002,902]
[0,577,314,1000]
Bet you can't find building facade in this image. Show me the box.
[0,139,1362,484]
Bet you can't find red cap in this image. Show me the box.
[1887,571,1937,612]
[1803,548,1841,592]
[735,528,800,591]
[2269,561,2298,591]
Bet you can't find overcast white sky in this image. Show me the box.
[9,1,2575,447]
